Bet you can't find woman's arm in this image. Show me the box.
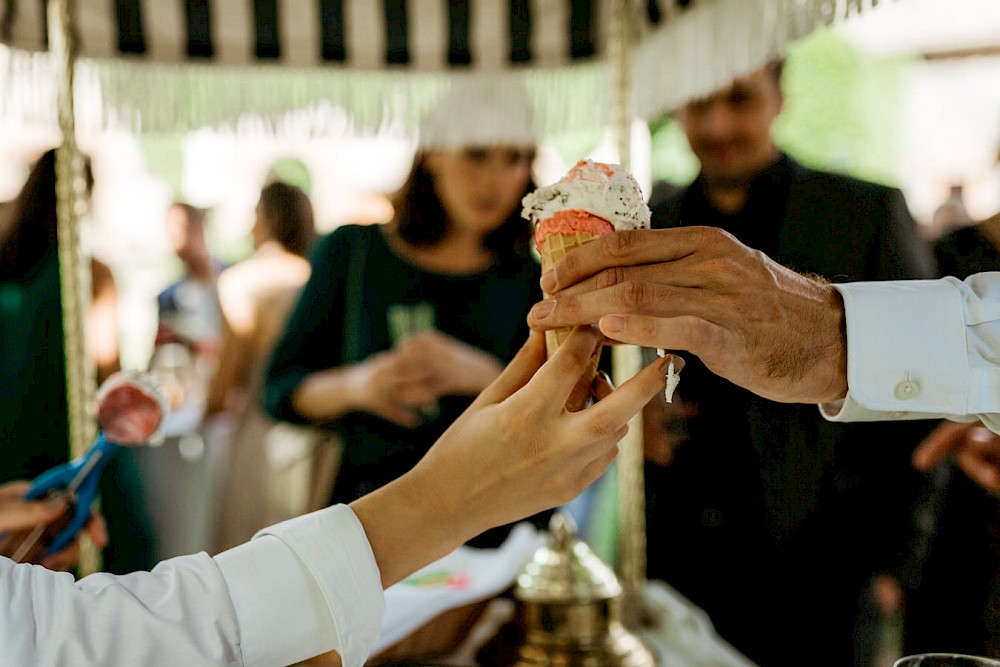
[263,232,349,424]
[205,270,252,416]
[3,329,671,667]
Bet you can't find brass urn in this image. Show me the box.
[509,511,655,667]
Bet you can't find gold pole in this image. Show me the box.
[49,0,99,574]
[608,0,646,631]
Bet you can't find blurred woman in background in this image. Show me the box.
[206,181,315,551]
[263,85,550,550]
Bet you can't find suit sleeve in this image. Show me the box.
[874,187,938,281]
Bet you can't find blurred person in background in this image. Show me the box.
[206,180,315,552]
[640,60,939,666]
[263,83,556,659]
[901,199,1000,658]
[0,148,152,574]
[154,201,226,355]
[264,84,551,551]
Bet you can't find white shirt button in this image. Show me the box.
[894,380,919,400]
[889,411,909,419]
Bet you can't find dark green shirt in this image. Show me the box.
[265,224,544,547]
[0,246,71,479]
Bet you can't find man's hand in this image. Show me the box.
[913,420,1000,496]
[527,227,848,405]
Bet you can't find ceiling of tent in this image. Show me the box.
[0,0,894,137]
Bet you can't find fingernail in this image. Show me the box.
[601,315,625,333]
[540,270,557,294]
[531,300,555,319]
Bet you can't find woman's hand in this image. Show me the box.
[347,350,441,428]
[913,420,1000,496]
[351,328,673,587]
[394,331,505,398]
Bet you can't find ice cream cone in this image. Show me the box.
[538,230,600,359]
[523,160,653,406]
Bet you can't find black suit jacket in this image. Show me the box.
[651,158,936,282]
[645,156,938,665]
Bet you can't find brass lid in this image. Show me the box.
[515,511,622,604]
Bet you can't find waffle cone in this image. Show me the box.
[539,231,602,362]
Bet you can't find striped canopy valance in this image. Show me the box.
[0,0,897,137]
[0,0,671,69]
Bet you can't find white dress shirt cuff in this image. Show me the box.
[216,505,384,667]
[822,279,970,421]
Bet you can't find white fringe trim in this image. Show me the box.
[0,0,898,139]
[632,0,899,118]
[0,44,611,139]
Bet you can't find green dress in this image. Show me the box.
[0,246,152,573]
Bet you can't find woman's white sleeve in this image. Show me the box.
[1,504,384,667]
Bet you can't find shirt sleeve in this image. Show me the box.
[820,274,1000,434]
[1,505,384,667]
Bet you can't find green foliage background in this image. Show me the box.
[650,28,917,188]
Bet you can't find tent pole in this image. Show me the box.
[609,0,647,631]
[49,0,98,572]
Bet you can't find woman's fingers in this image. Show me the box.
[571,354,670,440]
[591,372,615,403]
[476,331,547,406]
[518,327,604,411]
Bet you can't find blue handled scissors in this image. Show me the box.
[8,433,120,560]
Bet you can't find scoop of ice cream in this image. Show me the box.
[533,210,615,248]
[96,372,166,445]
[522,160,650,233]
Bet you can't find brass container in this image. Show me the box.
[510,512,655,667]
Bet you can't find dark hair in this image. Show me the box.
[765,57,785,87]
[0,148,92,280]
[257,181,316,257]
[391,152,535,260]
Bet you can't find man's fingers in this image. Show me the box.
[596,313,723,355]
[912,421,971,470]
[476,331,546,405]
[956,449,1000,495]
[529,278,733,338]
[544,228,712,293]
